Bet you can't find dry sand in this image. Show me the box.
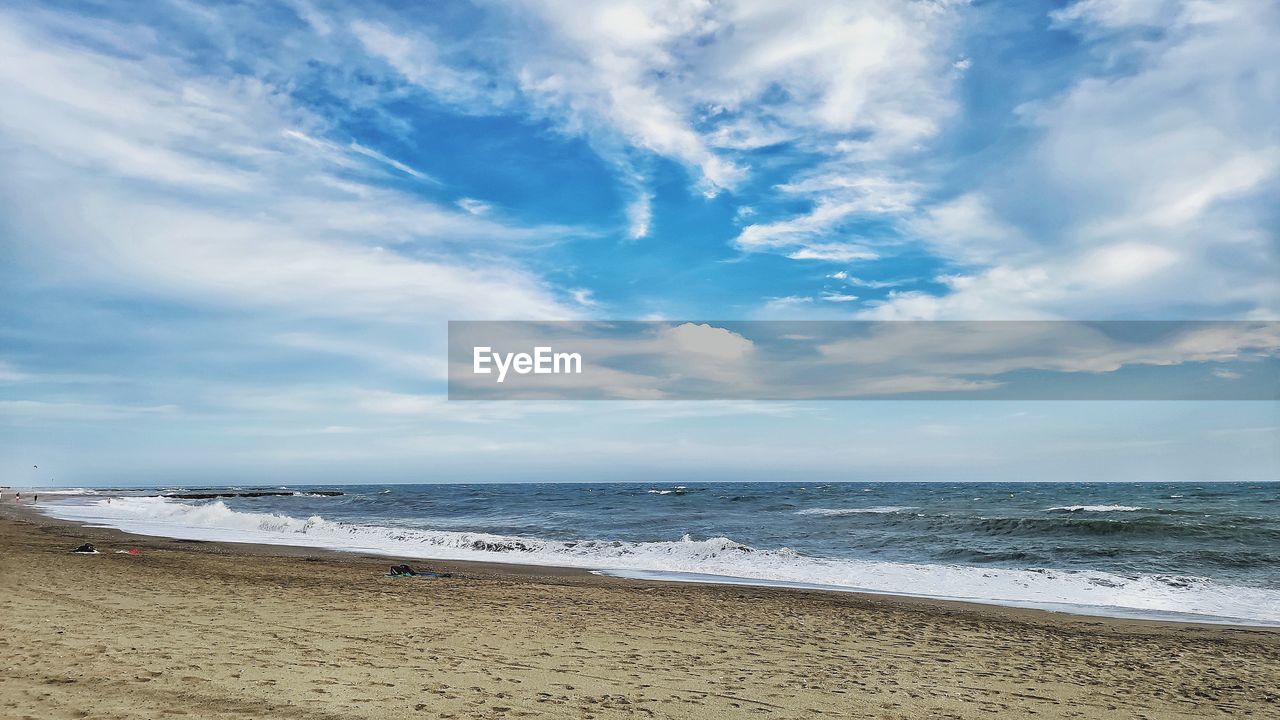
[2,504,1278,719]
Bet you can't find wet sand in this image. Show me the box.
[1,503,1278,719]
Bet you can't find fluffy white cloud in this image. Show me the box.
[0,5,583,424]
[287,1,964,260]
[483,0,964,248]
[907,194,1026,267]
[870,0,1280,319]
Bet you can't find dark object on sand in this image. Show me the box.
[387,564,451,579]
[71,543,98,554]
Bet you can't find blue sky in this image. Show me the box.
[1,0,1277,485]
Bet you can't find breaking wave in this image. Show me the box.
[37,496,1280,626]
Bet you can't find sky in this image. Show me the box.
[1,0,1277,486]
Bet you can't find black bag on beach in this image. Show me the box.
[388,564,451,578]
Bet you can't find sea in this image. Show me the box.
[33,481,1280,626]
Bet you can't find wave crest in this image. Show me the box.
[796,506,918,516]
[35,496,1280,626]
[1046,505,1146,513]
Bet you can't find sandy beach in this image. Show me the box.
[1,504,1277,720]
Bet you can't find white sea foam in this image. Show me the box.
[796,506,918,516]
[1046,505,1146,513]
[38,496,1280,626]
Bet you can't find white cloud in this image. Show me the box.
[737,178,915,258]
[764,296,813,307]
[786,244,879,263]
[845,276,909,289]
[308,1,965,254]
[488,0,961,240]
[907,193,1025,267]
[756,294,861,320]
[51,196,573,322]
[569,288,598,307]
[456,197,493,215]
[863,268,1058,321]
[871,0,1280,319]
[1080,243,1180,287]
[625,191,653,239]
[1049,0,1182,31]
[286,0,333,35]
[0,6,586,419]
[0,362,31,383]
[514,2,746,189]
[0,400,180,422]
[350,20,514,112]
[348,141,433,180]
[274,332,448,380]
[659,322,754,361]
[355,390,440,416]
[817,321,1280,376]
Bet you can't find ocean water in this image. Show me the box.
[37,482,1280,625]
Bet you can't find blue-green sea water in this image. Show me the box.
[39,481,1280,624]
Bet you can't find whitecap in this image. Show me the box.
[1045,505,1146,513]
[34,496,1280,626]
[796,506,918,516]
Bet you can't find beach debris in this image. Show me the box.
[469,539,533,553]
[387,564,451,579]
[70,543,99,554]
[114,548,141,556]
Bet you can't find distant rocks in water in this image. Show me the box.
[162,490,343,499]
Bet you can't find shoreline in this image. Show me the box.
[6,500,1278,634]
[3,503,1280,718]
[18,496,1280,630]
